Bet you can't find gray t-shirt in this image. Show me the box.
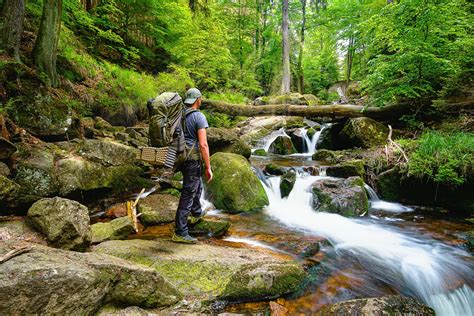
[184,111,209,149]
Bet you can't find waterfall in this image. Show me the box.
[255,128,290,153]
[364,183,413,213]
[262,175,474,316]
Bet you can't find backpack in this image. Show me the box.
[138,92,199,169]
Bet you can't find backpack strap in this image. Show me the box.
[181,107,201,161]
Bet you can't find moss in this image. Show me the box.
[280,171,296,198]
[253,149,268,156]
[340,117,388,148]
[189,219,231,237]
[206,153,268,213]
[269,136,297,155]
[326,159,366,179]
[264,163,285,176]
[0,176,20,204]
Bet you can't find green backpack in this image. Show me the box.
[141,92,198,169]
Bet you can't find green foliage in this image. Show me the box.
[206,92,248,105]
[201,110,246,128]
[361,0,473,106]
[408,131,474,186]
[155,64,195,95]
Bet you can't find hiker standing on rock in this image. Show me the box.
[172,88,213,244]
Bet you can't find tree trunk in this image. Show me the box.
[1,0,25,62]
[201,99,415,121]
[281,0,290,94]
[346,36,354,84]
[33,0,62,87]
[297,0,307,94]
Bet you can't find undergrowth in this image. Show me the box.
[407,131,474,186]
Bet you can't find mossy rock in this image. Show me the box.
[206,153,268,213]
[0,137,17,159]
[312,176,369,217]
[312,149,340,163]
[340,117,388,148]
[0,176,20,208]
[93,239,305,303]
[137,193,179,226]
[253,149,268,157]
[27,197,91,251]
[376,168,403,202]
[280,171,296,198]
[91,217,134,244]
[316,123,345,150]
[0,240,180,314]
[207,128,252,158]
[188,218,231,237]
[0,162,10,177]
[269,136,297,155]
[307,128,317,138]
[326,159,365,179]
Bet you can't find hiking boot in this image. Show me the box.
[172,233,198,244]
[188,211,207,225]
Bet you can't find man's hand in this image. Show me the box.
[205,167,213,183]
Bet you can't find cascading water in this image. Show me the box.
[364,183,413,213]
[262,174,474,316]
[255,128,290,153]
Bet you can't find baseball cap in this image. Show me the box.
[184,88,202,105]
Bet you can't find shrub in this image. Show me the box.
[408,131,474,186]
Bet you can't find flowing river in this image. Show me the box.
[205,132,474,315]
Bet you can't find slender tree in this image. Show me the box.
[296,0,307,93]
[281,0,290,94]
[1,0,25,62]
[33,0,62,87]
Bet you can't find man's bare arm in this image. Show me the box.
[197,128,213,182]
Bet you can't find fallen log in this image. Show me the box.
[201,99,412,121]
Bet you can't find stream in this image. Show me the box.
[207,130,474,315]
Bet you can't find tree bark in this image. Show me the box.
[281,0,290,94]
[33,0,62,87]
[346,35,354,84]
[1,0,25,62]
[201,99,414,121]
[297,0,307,94]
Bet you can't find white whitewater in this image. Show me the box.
[262,175,474,316]
[301,128,322,155]
[255,128,290,153]
[364,183,413,213]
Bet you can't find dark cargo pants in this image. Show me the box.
[175,159,203,236]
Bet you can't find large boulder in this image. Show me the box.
[93,239,305,303]
[0,240,180,314]
[289,128,308,153]
[138,193,180,226]
[27,197,91,251]
[13,140,151,200]
[340,117,388,148]
[91,217,134,244]
[0,137,17,159]
[207,127,251,159]
[316,123,345,150]
[312,177,369,217]
[317,295,434,315]
[269,136,297,155]
[206,153,268,213]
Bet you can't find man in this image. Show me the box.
[172,88,213,244]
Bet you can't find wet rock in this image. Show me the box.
[316,295,434,315]
[239,116,304,144]
[460,231,474,252]
[280,171,297,198]
[303,166,319,176]
[138,193,179,226]
[188,218,231,237]
[206,153,268,213]
[27,197,91,251]
[264,163,285,176]
[340,117,388,148]
[93,239,305,303]
[105,203,128,218]
[0,137,17,159]
[299,242,321,259]
[312,176,369,217]
[0,240,180,314]
[91,217,134,244]
[376,167,403,201]
[326,159,365,178]
[307,127,317,138]
[316,123,344,150]
[269,301,289,316]
[253,149,268,156]
[0,161,10,176]
[269,136,297,155]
